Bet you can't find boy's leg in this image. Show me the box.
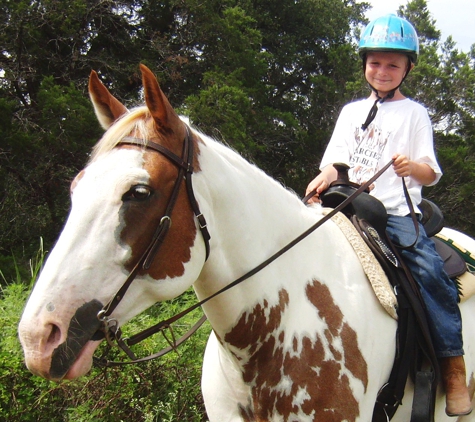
[386,215,472,416]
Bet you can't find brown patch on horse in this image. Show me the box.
[224,280,367,421]
[306,280,369,394]
[227,291,288,357]
[119,141,199,280]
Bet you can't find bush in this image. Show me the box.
[0,244,210,421]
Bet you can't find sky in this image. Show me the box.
[362,0,475,52]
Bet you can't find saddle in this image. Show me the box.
[320,164,468,284]
[320,164,472,422]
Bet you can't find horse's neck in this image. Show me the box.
[197,138,312,263]
[193,138,333,331]
[199,139,308,230]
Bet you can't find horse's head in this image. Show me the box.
[18,65,208,381]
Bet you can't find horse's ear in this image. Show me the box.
[88,70,128,130]
[140,64,180,132]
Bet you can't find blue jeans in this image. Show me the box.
[386,215,464,358]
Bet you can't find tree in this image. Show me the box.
[0,0,141,259]
[0,0,369,269]
[398,0,475,235]
[184,0,368,187]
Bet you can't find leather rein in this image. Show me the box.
[94,133,395,367]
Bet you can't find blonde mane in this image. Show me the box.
[89,106,152,163]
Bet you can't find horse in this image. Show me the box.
[18,64,475,421]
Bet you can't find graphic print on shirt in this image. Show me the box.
[349,123,390,185]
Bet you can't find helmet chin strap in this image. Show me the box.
[361,57,412,131]
[361,89,395,131]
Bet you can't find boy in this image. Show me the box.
[306,14,472,416]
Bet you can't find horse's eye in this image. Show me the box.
[123,185,153,202]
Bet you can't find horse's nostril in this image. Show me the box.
[46,324,62,349]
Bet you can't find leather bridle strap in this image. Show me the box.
[397,177,420,250]
[122,127,210,263]
[94,314,208,366]
[97,126,210,321]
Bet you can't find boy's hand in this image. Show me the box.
[392,153,436,185]
[392,153,413,177]
[305,177,329,203]
[305,165,339,204]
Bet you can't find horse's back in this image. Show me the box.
[439,227,475,254]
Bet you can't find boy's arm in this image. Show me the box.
[392,153,436,185]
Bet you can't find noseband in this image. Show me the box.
[95,125,210,361]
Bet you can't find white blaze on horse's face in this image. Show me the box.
[18,65,204,381]
[19,146,200,380]
[57,144,200,305]
[18,148,144,379]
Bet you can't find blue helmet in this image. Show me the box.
[358,14,419,63]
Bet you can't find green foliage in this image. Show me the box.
[0,0,369,258]
[0,75,100,270]
[2,0,475,417]
[0,253,210,421]
[187,74,255,154]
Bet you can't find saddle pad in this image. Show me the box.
[434,232,475,302]
[457,272,475,302]
[323,209,398,320]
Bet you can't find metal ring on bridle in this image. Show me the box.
[160,215,171,227]
[97,309,107,322]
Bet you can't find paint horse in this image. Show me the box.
[19,65,475,421]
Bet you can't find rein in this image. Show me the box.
[95,152,395,367]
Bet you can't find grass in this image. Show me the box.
[0,240,210,421]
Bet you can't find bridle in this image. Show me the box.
[94,125,211,365]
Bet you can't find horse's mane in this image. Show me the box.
[89,106,151,163]
[88,106,303,205]
[197,128,304,204]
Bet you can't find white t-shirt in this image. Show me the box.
[320,98,442,216]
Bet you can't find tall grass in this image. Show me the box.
[0,240,210,421]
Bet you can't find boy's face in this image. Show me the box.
[365,51,413,97]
